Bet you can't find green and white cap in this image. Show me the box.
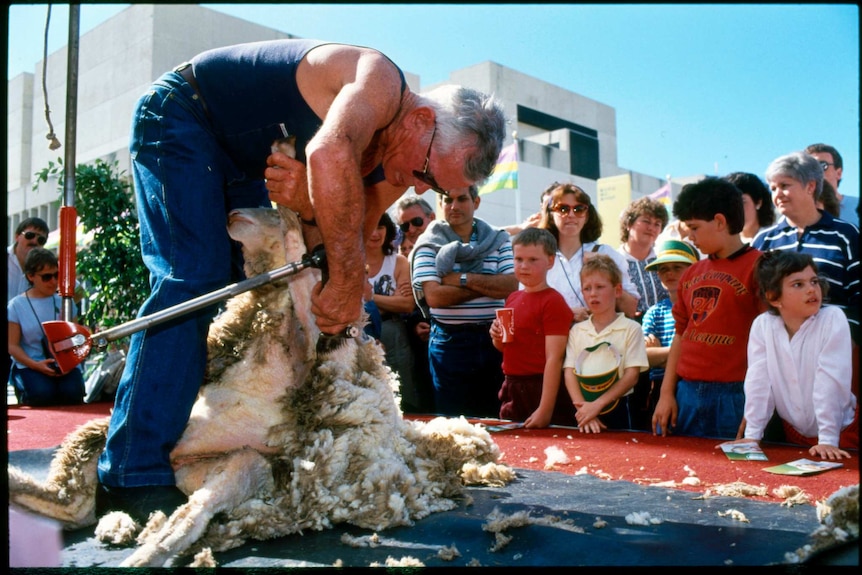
[644,240,699,272]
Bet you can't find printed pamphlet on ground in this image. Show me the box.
[763,458,844,476]
[483,422,524,433]
[720,441,768,461]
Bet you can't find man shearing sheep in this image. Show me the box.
[97,39,507,521]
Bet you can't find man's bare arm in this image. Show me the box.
[303,50,404,332]
[440,272,518,300]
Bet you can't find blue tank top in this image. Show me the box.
[190,39,405,184]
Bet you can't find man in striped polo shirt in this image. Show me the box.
[411,185,517,417]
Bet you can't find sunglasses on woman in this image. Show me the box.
[23,231,48,245]
[399,217,425,233]
[551,204,588,216]
[39,272,59,282]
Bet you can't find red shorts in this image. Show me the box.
[498,374,577,427]
[781,404,859,450]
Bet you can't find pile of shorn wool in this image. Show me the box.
[9,208,514,568]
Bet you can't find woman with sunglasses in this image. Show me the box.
[7,217,50,304]
[539,183,639,323]
[363,212,419,411]
[7,248,85,406]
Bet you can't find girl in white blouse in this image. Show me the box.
[731,251,857,459]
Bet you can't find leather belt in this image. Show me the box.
[174,62,209,116]
[432,320,493,333]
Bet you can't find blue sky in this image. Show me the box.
[7,3,860,206]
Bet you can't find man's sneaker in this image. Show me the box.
[96,484,187,523]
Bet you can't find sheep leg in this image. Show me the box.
[120,448,274,567]
[8,460,99,528]
[7,417,108,529]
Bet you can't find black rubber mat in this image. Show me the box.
[8,448,856,567]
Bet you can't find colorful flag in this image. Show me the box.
[478,142,518,195]
[649,183,671,205]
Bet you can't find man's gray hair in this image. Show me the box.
[394,195,435,218]
[420,85,507,183]
[766,151,823,201]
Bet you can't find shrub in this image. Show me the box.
[33,158,148,330]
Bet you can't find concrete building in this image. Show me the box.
[7,4,679,246]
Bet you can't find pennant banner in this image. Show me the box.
[478,142,518,195]
[649,183,671,205]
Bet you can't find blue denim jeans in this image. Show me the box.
[674,379,745,440]
[97,70,269,488]
[10,365,84,407]
[428,322,503,418]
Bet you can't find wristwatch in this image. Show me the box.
[460,273,467,287]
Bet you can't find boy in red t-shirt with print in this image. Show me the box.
[651,177,764,440]
[490,228,575,428]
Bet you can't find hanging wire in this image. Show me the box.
[43,5,62,151]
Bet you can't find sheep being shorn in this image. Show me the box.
[8,207,511,567]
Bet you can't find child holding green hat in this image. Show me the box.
[562,255,649,432]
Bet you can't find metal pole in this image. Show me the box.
[59,4,80,321]
[513,132,521,224]
[88,253,323,350]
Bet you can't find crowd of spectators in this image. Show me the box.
[387,143,858,460]
[10,144,857,461]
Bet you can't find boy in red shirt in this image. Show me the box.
[490,228,575,428]
[652,177,763,439]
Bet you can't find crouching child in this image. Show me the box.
[725,251,858,459]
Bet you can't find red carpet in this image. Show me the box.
[6,405,857,506]
[6,401,113,451]
[484,424,859,505]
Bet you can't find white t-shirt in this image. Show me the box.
[546,242,640,310]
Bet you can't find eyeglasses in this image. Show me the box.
[412,125,449,197]
[23,231,48,245]
[819,161,835,171]
[399,216,425,233]
[551,204,588,217]
[39,272,59,282]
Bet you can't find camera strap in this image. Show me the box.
[25,291,58,352]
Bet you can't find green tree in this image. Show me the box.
[33,158,148,330]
